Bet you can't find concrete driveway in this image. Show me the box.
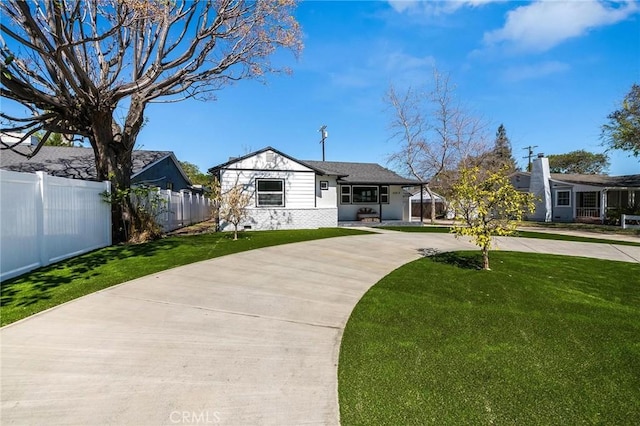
[2,231,639,425]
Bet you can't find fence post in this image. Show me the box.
[188,191,194,225]
[104,180,112,246]
[35,172,48,267]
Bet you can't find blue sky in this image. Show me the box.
[138,1,638,175]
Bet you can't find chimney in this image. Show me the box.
[529,157,552,222]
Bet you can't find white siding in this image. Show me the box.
[221,169,316,208]
[228,150,315,172]
[316,175,338,208]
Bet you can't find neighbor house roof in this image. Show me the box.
[304,160,422,186]
[0,145,189,183]
[549,173,640,188]
[511,170,640,188]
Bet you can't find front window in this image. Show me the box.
[556,190,571,207]
[256,179,284,207]
[352,186,378,203]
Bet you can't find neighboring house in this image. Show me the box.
[511,156,640,223]
[208,147,423,230]
[0,143,192,191]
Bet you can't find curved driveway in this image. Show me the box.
[2,231,639,425]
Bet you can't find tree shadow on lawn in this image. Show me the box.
[1,237,182,308]
[423,250,484,270]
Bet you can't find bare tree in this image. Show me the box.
[386,68,488,223]
[1,0,301,241]
[219,183,251,240]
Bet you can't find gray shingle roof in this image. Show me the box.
[304,160,421,185]
[209,146,423,186]
[550,173,640,188]
[0,145,172,181]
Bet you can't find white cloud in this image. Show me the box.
[330,48,435,89]
[387,0,505,16]
[502,61,570,82]
[484,0,640,53]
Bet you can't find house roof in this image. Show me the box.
[304,160,422,185]
[549,173,640,188]
[511,171,640,188]
[208,146,331,175]
[209,146,423,186]
[0,145,190,184]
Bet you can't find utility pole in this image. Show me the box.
[319,125,328,161]
[522,145,538,172]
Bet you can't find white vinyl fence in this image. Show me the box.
[1,170,112,281]
[152,189,215,232]
[621,214,640,230]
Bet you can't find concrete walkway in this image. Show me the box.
[2,232,639,425]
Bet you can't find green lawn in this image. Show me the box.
[0,228,370,326]
[377,226,640,247]
[339,251,640,425]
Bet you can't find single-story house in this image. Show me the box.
[208,146,423,230]
[1,138,192,191]
[511,156,640,223]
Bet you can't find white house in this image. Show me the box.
[209,147,423,231]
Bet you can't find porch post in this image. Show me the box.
[420,184,424,224]
[378,184,382,222]
[408,186,412,222]
[601,189,607,224]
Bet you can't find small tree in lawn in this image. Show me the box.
[450,167,535,270]
[219,184,251,240]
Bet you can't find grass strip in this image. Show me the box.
[516,230,640,246]
[1,228,370,326]
[377,226,640,247]
[339,251,640,425]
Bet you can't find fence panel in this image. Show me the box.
[149,189,214,232]
[1,170,111,281]
[0,171,42,280]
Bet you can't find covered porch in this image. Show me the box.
[574,188,640,224]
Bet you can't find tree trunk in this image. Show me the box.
[425,185,436,224]
[91,111,134,244]
[482,246,490,270]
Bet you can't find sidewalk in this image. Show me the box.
[517,226,640,243]
[1,232,638,425]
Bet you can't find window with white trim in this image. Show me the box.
[320,181,329,190]
[340,185,390,204]
[380,186,389,204]
[256,179,284,207]
[341,185,351,204]
[555,190,571,207]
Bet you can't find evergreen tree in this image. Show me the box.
[466,124,518,174]
[489,124,518,173]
